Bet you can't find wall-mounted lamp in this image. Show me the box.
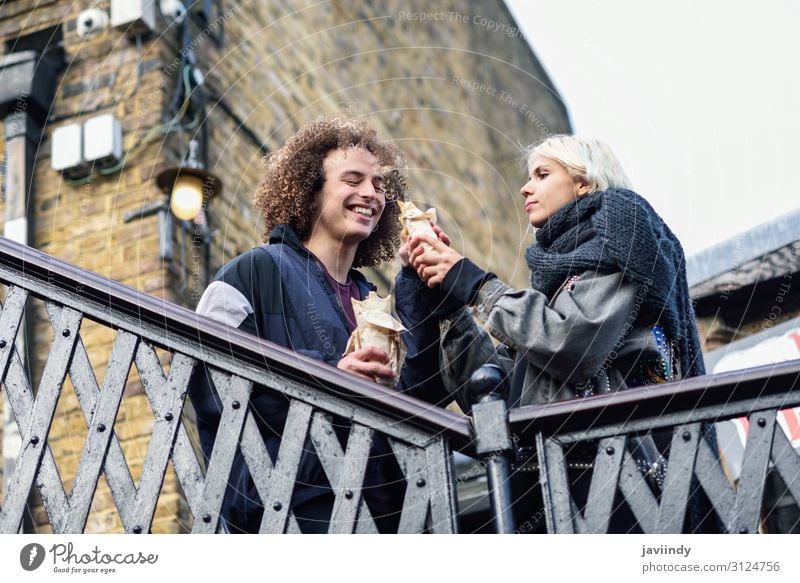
[156,139,222,221]
[123,139,221,289]
[119,7,224,294]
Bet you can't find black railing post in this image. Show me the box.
[467,364,516,534]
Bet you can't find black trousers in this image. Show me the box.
[293,494,335,534]
[292,492,402,534]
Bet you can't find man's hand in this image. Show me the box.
[337,346,396,382]
[409,233,463,288]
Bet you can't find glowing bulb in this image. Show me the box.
[169,175,204,221]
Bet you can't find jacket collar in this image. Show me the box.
[268,224,374,293]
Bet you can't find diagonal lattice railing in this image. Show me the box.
[509,359,800,533]
[0,236,471,533]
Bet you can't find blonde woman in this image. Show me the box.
[403,135,716,532]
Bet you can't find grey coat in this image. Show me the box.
[438,269,677,407]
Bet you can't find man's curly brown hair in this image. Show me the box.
[252,116,408,268]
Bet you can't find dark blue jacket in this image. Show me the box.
[189,225,447,532]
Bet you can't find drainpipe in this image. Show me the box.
[0,50,60,511]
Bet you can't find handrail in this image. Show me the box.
[508,358,800,439]
[0,236,472,448]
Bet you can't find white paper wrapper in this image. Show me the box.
[398,200,438,250]
[344,292,406,386]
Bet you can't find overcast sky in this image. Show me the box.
[506,0,800,256]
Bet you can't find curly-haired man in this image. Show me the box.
[189,116,447,533]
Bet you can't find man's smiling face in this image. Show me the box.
[311,147,386,245]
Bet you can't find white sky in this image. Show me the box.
[506,0,800,256]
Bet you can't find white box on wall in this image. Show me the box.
[83,113,123,169]
[51,123,83,172]
[110,0,157,35]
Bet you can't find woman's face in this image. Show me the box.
[520,154,590,228]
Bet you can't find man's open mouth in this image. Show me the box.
[349,205,374,218]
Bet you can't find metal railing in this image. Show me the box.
[503,359,800,533]
[0,237,470,533]
[0,235,797,533]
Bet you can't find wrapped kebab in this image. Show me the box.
[344,292,406,386]
[398,200,438,250]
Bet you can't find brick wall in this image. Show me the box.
[1,1,189,533]
[0,0,570,532]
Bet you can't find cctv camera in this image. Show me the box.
[160,0,187,24]
[76,8,109,39]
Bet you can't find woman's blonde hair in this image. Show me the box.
[526,134,632,192]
